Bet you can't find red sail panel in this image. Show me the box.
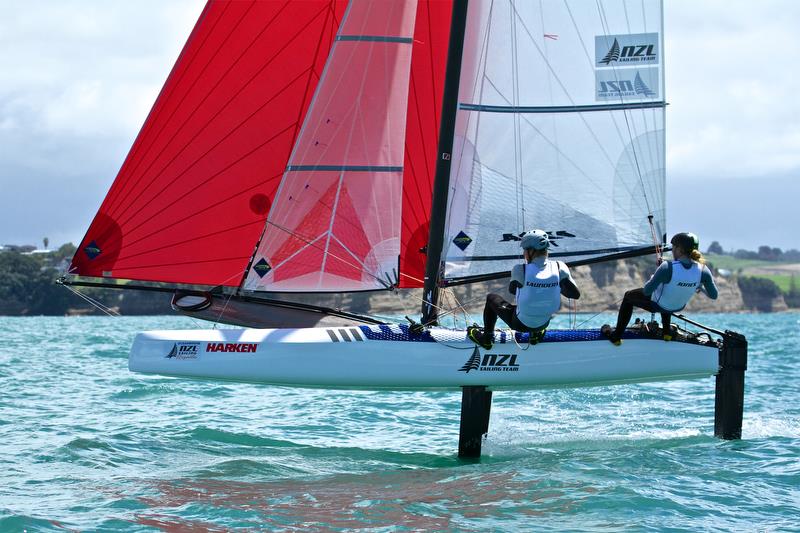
[70,0,348,286]
[397,0,453,288]
[244,0,417,292]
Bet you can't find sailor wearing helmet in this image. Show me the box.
[467,229,580,350]
[602,232,719,345]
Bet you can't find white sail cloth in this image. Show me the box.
[442,0,665,282]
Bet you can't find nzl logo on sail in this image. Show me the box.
[595,68,659,100]
[459,347,520,373]
[595,33,659,66]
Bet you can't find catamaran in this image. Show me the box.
[62,0,746,456]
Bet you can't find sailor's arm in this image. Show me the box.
[557,261,580,299]
[643,262,670,297]
[508,264,524,294]
[698,265,719,299]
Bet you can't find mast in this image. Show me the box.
[421,0,469,325]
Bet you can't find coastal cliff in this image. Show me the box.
[361,261,754,318]
[0,250,792,316]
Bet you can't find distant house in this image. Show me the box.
[22,249,55,256]
[2,244,36,253]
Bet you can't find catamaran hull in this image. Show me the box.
[128,324,720,390]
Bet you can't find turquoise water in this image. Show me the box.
[1,313,798,531]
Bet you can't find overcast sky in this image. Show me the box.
[1,0,798,251]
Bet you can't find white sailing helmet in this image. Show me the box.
[520,229,549,250]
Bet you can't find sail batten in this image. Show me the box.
[458,101,665,113]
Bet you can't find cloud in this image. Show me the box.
[0,0,204,245]
[665,0,800,180]
[0,0,797,251]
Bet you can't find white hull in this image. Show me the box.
[128,324,720,391]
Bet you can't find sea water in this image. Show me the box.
[0,313,798,531]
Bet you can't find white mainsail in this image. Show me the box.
[441,0,666,283]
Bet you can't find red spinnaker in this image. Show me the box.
[71,0,348,286]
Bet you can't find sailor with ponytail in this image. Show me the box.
[603,232,718,345]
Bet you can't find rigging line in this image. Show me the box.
[108,1,297,222]
[539,0,563,191]
[68,286,120,316]
[420,293,489,328]
[509,0,521,232]
[438,287,471,330]
[266,233,327,273]
[573,295,625,329]
[104,1,236,217]
[488,74,643,204]
[440,0,496,254]
[595,0,652,215]
[390,284,484,326]
[641,0,648,31]
[561,1,652,183]
[647,214,663,263]
[620,0,658,189]
[510,1,526,230]
[62,284,120,317]
[508,3,630,181]
[257,219,393,289]
[318,171,346,285]
[330,234,371,274]
[623,0,632,33]
[398,271,425,284]
[212,290,236,330]
[621,3,660,179]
